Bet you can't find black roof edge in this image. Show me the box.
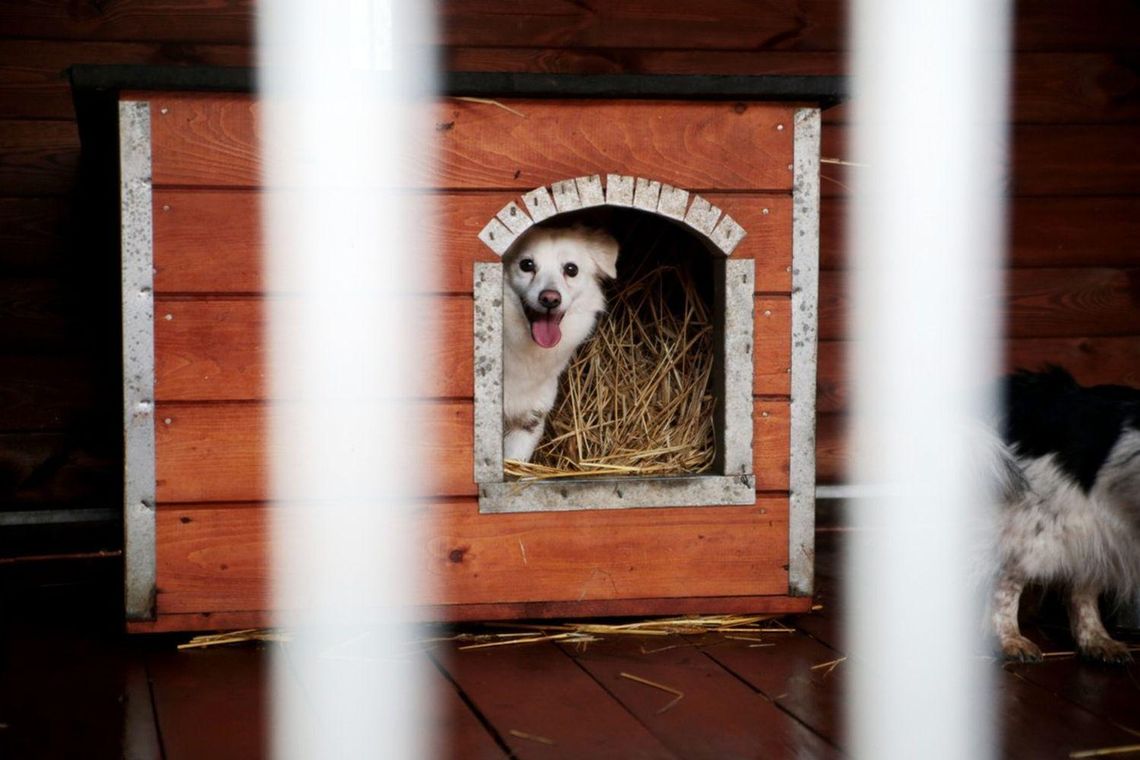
[68,65,846,107]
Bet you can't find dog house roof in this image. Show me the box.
[69,65,846,105]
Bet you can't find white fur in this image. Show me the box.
[501,227,618,463]
[990,429,1140,662]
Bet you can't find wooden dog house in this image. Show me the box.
[72,69,840,632]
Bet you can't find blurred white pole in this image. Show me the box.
[258,2,436,758]
[847,2,1010,759]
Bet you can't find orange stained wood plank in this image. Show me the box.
[155,400,472,502]
[151,190,793,294]
[155,400,791,502]
[154,295,793,402]
[153,296,476,401]
[755,296,791,397]
[146,95,795,191]
[754,399,791,491]
[153,495,791,614]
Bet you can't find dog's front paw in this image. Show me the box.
[1000,635,1043,663]
[1078,636,1133,665]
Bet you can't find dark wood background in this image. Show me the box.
[1,1,1138,557]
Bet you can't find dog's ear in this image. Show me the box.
[579,229,619,280]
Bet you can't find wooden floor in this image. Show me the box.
[2,530,1139,759]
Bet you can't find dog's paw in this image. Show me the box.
[1000,635,1043,663]
[1078,637,1133,665]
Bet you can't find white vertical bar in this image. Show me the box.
[847,2,1011,759]
[258,2,437,758]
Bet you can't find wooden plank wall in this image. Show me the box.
[1,1,1138,538]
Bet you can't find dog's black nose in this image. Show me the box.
[538,289,561,310]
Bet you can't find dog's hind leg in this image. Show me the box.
[1069,586,1132,664]
[994,572,1042,662]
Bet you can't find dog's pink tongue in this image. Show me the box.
[530,313,562,348]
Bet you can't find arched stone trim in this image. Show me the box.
[477,174,748,257]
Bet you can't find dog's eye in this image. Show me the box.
[519,258,535,273]
[563,262,578,278]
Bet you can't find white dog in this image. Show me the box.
[991,367,1140,663]
[501,226,619,463]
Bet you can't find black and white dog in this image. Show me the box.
[992,366,1140,663]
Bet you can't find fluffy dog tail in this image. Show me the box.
[969,422,1030,504]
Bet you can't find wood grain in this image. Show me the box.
[818,268,1140,342]
[816,336,1140,415]
[821,197,1140,271]
[154,495,791,613]
[755,296,791,396]
[426,659,510,760]
[152,190,792,294]
[0,431,116,508]
[813,336,1140,477]
[153,296,475,400]
[0,0,255,44]
[701,632,845,747]
[154,400,473,502]
[0,39,250,120]
[442,0,1140,53]
[445,49,1140,125]
[0,120,78,196]
[0,278,71,352]
[0,197,69,273]
[819,125,1140,198]
[4,0,1138,53]
[0,618,149,758]
[154,294,793,401]
[145,646,267,760]
[814,413,847,485]
[0,355,94,429]
[435,639,679,759]
[565,636,839,759]
[154,400,792,502]
[148,95,795,191]
[7,42,1134,125]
